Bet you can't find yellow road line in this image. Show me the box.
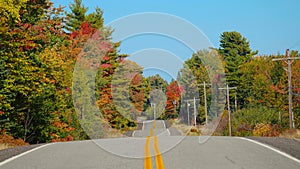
[144,136,152,169]
[144,123,165,169]
[150,128,153,136]
[154,136,165,169]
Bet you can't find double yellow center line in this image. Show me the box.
[144,121,165,169]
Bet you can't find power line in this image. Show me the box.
[184,98,200,126]
[198,82,212,125]
[218,85,237,137]
[272,49,300,129]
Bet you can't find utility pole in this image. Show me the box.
[187,102,190,126]
[226,85,231,137]
[151,103,156,120]
[272,49,300,129]
[194,97,197,126]
[234,92,237,111]
[219,85,237,136]
[172,100,177,118]
[154,103,156,120]
[198,82,211,125]
[184,98,200,126]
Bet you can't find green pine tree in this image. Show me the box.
[217,31,258,108]
[66,0,88,32]
[66,0,104,32]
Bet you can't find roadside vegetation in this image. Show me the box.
[0,0,300,149]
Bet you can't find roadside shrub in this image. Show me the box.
[295,115,300,129]
[0,134,28,147]
[233,106,280,129]
[190,126,199,133]
[252,123,281,137]
[232,106,283,136]
[235,124,252,136]
[213,111,229,136]
[280,129,300,139]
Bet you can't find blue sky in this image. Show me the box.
[52,0,300,81]
[53,0,300,55]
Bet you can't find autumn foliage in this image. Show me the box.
[1,0,300,147]
[165,81,181,119]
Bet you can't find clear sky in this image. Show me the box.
[52,0,300,81]
[53,0,300,55]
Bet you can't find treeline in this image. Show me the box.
[175,32,300,136]
[0,0,178,143]
[0,0,123,143]
[0,0,108,143]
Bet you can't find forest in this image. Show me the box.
[0,0,300,145]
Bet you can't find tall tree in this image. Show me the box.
[66,0,104,32]
[217,31,258,107]
[182,50,225,123]
[0,1,77,143]
[86,7,104,29]
[66,0,87,32]
[0,0,28,26]
[165,80,181,119]
[19,0,50,25]
[146,74,168,92]
[111,60,145,121]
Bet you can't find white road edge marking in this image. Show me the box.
[239,137,300,164]
[166,129,171,136]
[162,120,166,129]
[162,121,171,136]
[0,143,52,167]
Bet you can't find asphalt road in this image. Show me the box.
[0,120,299,169]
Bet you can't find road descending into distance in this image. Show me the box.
[0,120,299,169]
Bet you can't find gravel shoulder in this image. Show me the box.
[248,137,300,160]
[0,144,43,162]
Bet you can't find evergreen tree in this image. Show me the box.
[66,0,88,32]
[66,0,104,32]
[217,31,258,107]
[86,7,104,29]
[146,74,168,92]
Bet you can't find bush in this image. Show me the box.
[233,106,280,129]
[232,106,283,136]
[190,126,199,133]
[213,111,230,136]
[252,123,281,137]
[235,124,252,136]
[280,129,300,139]
[0,134,28,147]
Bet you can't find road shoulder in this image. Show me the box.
[0,144,43,162]
[247,137,300,160]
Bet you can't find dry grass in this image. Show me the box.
[0,143,12,150]
[280,129,300,139]
[169,119,200,136]
[0,134,28,150]
[104,128,124,138]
